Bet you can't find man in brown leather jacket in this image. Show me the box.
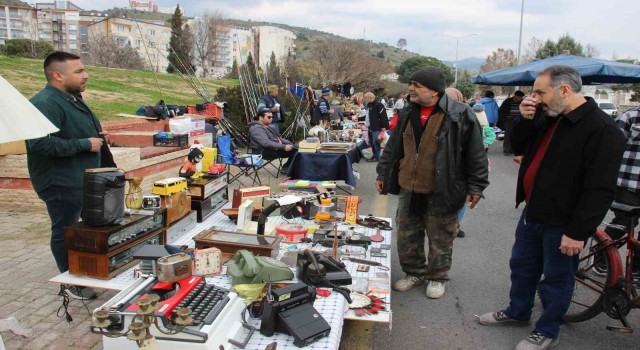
[375,67,489,299]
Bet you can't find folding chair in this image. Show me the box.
[217,134,262,186]
[250,147,286,178]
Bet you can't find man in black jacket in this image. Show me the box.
[477,65,625,350]
[364,92,389,161]
[375,67,489,299]
[497,90,524,155]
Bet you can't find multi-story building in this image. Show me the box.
[230,25,255,68]
[255,25,295,68]
[87,17,171,72]
[34,1,81,51]
[0,0,34,44]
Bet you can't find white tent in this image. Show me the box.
[0,75,58,144]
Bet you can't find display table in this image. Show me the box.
[286,153,357,188]
[50,208,393,349]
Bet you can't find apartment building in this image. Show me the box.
[230,25,255,67]
[88,17,171,72]
[0,1,82,51]
[0,1,34,44]
[34,1,81,51]
[256,25,295,68]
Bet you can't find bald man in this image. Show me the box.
[27,51,115,300]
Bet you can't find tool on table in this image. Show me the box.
[342,257,390,271]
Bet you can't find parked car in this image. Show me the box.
[599,102,618,118]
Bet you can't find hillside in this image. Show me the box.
[0,56,238,121]
[227,19,418,67]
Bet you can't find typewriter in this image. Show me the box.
[93,275,251,349]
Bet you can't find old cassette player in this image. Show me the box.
[191,186,228,223]
[64,209,166,254]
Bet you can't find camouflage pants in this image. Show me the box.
[396,189,459,281]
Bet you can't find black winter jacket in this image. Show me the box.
[512,97,625,241]
[377,94,489,214]
[366,100,389,132]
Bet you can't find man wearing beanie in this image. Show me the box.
[311,87,334,126]
[375,66,489,299]
[257,85,285,134]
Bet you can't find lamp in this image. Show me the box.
[440,33,478,87]
[257,195,303,235]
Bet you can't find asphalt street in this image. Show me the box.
[348,142,640,350]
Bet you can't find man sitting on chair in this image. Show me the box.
[249,108,298,174]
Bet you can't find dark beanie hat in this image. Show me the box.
[409,67,446,93]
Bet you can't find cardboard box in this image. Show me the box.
[0,140,27,155]
[189,117,206,137]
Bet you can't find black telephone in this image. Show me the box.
[297,250,352,303]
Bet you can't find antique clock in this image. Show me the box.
[193,247,222,276]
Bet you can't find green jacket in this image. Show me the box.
[27,84,112,193]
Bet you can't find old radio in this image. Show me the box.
[191,186,228,222]
[161,189,192,226]
[68,230,165,279]
[64,209,166,254]
[187,176,228,200]
[166,209,197,244]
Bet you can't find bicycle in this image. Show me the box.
[565,201,640,333]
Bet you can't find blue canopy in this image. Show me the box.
[472,54,640,86]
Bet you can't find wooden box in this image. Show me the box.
[193,229,283,258]
[187,176,227,200]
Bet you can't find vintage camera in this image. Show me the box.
[260,282,331,347]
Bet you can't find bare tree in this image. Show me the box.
[480,48,517,95]
[192,11,226,78]
[523,36,544,63]
[83,34,146,70]
[585,44,600,58]
[311,40,393,91]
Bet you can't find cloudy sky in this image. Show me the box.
[71,0,640,62]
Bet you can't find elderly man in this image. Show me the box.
[364,92,389,162]
[249,108,297,172]
[27,51,116,300]
[477,65,625,350]
[311,87,334,126]
[375,67,489,299]
[257,85,285,133]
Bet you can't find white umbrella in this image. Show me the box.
[0,75,59,144]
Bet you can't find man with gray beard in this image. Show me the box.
[477,65,625,350]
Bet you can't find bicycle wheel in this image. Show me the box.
[565,234,614,322]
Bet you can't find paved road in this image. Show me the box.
[347,144,640,350]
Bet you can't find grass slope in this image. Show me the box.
[0,55,239,121]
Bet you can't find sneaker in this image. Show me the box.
[476,310,530,326]
[393,275,425,291]
[426,281,446,298]
[516,330,559,350]
[457,230,465,238]
[65,285,97,300]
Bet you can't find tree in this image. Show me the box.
[456,70,474,101]
[479,48,517,96]
[311,41,394,91]
[534,34,589,59]
[167,5,193,74]
[377,50,385,59]
[5,39,54,59]
[192,11,226,78]
[556,34,584,56]
[523,36,544,62]
[585,44,600,58]
[82,34,146,70]
[266,51,283,86]
[397,56,454,86]
[397,38,407,50]
[536,39,559,59]
[226,58,239,79]
[611,59,640,102]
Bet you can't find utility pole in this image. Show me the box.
[516,0,525,64]
[441,33,478,87]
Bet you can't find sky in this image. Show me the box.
[70,0,640,62]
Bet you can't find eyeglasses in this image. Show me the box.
[264,115,273,119]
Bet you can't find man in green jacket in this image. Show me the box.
[27,51,115,300]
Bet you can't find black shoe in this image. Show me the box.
[366,157,379,162]
[503,152,514,156]
[65,285,97,300]
[279,167,289,175]
[457,230,465,238]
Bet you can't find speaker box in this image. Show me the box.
[82,168,125,226]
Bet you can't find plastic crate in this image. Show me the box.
[153,133,188,147]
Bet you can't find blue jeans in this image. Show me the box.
[37,186,84,273]
[505,209,579,339]
[370,130,381,158]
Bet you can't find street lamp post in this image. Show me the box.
[441,33,478,87]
